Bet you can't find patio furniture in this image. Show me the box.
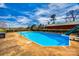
[0,32,5,38]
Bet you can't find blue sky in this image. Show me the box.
[0,3,79,28]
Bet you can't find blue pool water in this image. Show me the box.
[18,31,69,46]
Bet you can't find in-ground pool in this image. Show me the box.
[18,31,69,46]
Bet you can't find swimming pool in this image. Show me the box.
[18,31,69,46]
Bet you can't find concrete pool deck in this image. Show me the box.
[0,32,79,56]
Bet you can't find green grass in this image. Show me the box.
[0,29,6,32]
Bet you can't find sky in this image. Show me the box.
[0,3,79,28]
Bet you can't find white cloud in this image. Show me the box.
[35,8,49,16]
[0,15,31,27]
[2,3,79,27]
[0,3,6,8]
[47,3,79,16]
[56,15,66,19]
[6,21,28,28]
[48,3,70,9]
[48,4,68,16]
[31,7,50,25]
[0,21,7,28]
[16,16,31,24]
[20,3,79,25]
[33,4,68,25]
[34,3,79,25]
[37,17,50,25]
[0,15,16,19]
[66,5,79,13]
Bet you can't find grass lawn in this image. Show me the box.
[0,29,6,32]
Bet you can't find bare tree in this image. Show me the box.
[75,9,79,20]
[66,10,76,22]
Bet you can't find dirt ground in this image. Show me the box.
[0,32,79,56]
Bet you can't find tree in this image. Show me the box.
[30,24,36,31]
[48,21,50,24]
[75,9,79,20]
[37,24,42,31]
[50,14,56,24]
[66,10,76,22]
